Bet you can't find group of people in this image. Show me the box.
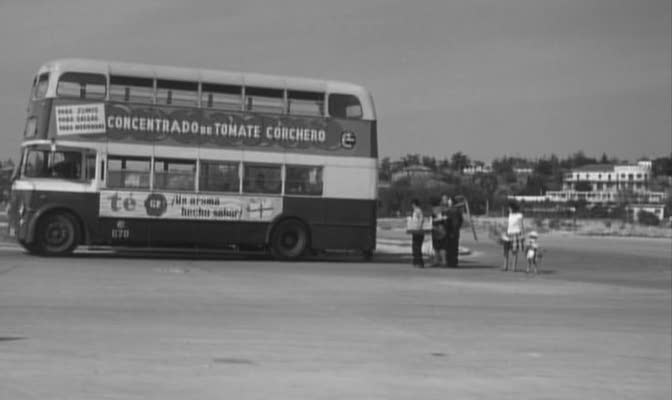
[408,198,542,273]
[409,194,463,268]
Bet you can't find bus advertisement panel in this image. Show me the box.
[100,191,282,221]
[52,102,373,157]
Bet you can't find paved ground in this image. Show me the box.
[0,231,670,399]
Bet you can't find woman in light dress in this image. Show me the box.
[502,201,524,272]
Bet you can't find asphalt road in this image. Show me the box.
[0,234,670,399]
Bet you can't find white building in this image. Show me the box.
[546,161,666,204]
[462,164,492,175]
[390,165,434,182]
[513,167,533,175]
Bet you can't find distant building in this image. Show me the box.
[545,160,667,205]
[507,195,548,203]
[513,167,533,175]
[390,165,434,182]
[462,164,492,175]
[627,204,665,222]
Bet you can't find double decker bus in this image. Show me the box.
[8,59,378,260]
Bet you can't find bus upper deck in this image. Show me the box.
[30,58,375,119]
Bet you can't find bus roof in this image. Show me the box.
[37,58,373,102]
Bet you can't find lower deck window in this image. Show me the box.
[199,161,240,192]
[107,157,150,189]
[285,165,323,195]
[243,164,281,194]
[23,150,49,178]
[154,159,196,191]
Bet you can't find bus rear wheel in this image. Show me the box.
[35,212,79,256]
[270,220,309,260]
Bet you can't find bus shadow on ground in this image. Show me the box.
[51,248,502,268]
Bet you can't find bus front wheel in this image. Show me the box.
[34,212,79,256]
[270,220,309,260]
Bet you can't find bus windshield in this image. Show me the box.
[23,147,83,180]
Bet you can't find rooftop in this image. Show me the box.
[573,164,615,173]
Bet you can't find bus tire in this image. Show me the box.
[34,212,80,256]
[270,219,309,260]
[362,249,374,261]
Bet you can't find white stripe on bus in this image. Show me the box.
[13,167,377,200]
[103,142,376,167]
[12,179,98,193]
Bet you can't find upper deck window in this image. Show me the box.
[33,73,49,99]
[245,87,284,114]
[110,75,154,104]
[328,93,363,119]
[156,79,198,107]
[288,91,324,116]
[56,72,106,99]
[202,83,242,111]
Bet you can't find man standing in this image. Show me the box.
[431,197,447,267]
[443,195,463,268]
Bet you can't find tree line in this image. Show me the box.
[0,158,15,203]
[377,151,672,218]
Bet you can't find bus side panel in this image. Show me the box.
[146,219,268,247]
[147,219,198,247]
[283,197,376,251]
[97,218,151,246]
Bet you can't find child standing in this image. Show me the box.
[525,231,540,274]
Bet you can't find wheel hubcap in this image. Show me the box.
[282,232,298,248]
[45,219,70,247]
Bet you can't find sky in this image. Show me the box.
[0,0,669,163]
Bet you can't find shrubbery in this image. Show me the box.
[637,210,660,226]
